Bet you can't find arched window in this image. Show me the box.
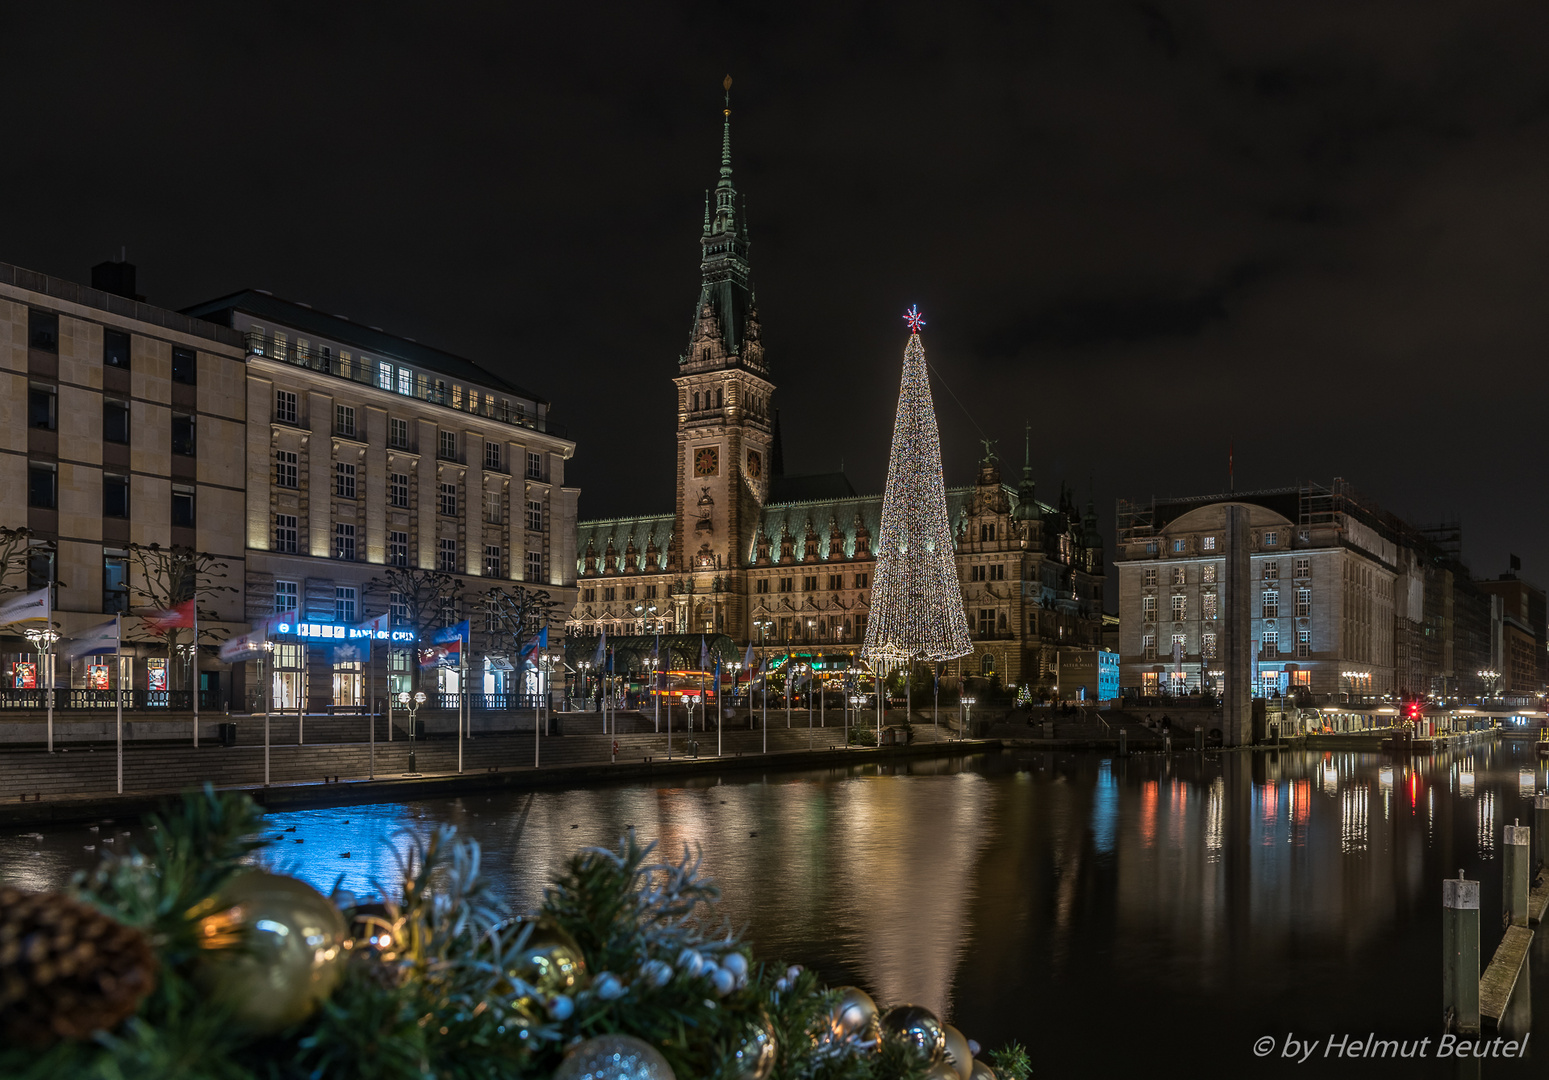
[843,619,852,640]
[716,387,723,408]
[693,391,700,412]
[981,653,996,676]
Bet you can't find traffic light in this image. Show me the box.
[1406,700,1423,723]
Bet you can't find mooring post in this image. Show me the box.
[1504,822,1530,927]
[1534,793,1549,875]
[1194,725,1203,752]
[1443,871,1481,1034]
[1119,728,1127,757]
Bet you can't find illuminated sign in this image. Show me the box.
[275,622,417,643]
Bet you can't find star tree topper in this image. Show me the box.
[903,305,926,333]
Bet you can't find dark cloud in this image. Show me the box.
[3,0,1549,589]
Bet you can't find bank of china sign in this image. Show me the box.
[274,621,417,643]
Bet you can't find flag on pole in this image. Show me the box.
[592,625,607,667]
[430,620,469,645]
[355,611,392,637]
[419,640,461,668]
[0,588,49,627]
[518,625,549,661]
[713,656,722,703]
[606,645,614,674]
[61,618,120,661]
[699,635,709,672]
[218,629,267,662]
[259,608,300,634]
[743,641,755,672]
[143,599,195,633]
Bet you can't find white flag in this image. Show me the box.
[0,588,48,627]
[60,618,120,661]
[218,629,267,662]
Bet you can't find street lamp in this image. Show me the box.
[261,640,276,786]
[1478,669,1501,699]
[644,655,661,731]
[961,695,977,740]
[397,689,427,774]
[634,601,657,636]
[578,660,593,710]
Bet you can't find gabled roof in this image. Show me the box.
[182,289,547,404]
[767,472,857,503]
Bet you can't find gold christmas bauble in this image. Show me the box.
[552,1033,676,1080]
[188,871,346,1034]
[726,1011,776,1080]
[879,1003,946,1061]
[968,1061,998,1080]
[828,985,880,1040]
[924,1063,961,1080]
[941,1023,973,1080]
[497,916,588,1010]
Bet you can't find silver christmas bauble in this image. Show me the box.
[879,1003,946,1061]
[968,1061,998,1080]
[552,1034,675,1080]
[828,985,880,1040]
[941,1024,972,1080]
[924,1063,961,1080]
[727,1012,777,1080]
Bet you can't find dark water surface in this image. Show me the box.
[6,744,1549,1077]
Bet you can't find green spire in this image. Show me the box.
[718,75,734,191]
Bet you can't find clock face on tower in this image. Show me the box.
[746,449,762,479]
[694,446,719,477]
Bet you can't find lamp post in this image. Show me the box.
[398,689,426,775]
[1478,669,1501,701]
[961,695,977,741]
[578,660,593,711]
[645,655,660,731]
[753,616,772,753]
[634,601,657,637]
[23,626,59,753]
[261,640,275,787]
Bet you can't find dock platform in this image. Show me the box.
[1479,925,1534,1026]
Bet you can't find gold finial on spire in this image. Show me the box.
[723,74,732,115]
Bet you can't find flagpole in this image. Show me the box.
[369,650,376,780]
[46,554,54,754]
[262,644,271,787]
[192,598,199,749]
[114,613,123,795]
[761,654,767,755]
[457,630,465,775]
[716,659,722,758]
[786,651,791,728]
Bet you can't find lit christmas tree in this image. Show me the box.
[862,307,972,669]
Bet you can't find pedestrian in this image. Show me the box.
[594,684,603,712]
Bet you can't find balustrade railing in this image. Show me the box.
[0,689,224,711]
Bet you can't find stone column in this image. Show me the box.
[1222,504,1253,747]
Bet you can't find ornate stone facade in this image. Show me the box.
[566,94,1105,689]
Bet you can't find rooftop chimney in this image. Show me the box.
[91,259,140,301]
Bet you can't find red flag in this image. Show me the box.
[419,640,461,669]
[143,599,195,633]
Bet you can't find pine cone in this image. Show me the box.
[0,886,158,1046]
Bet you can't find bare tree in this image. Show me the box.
[125,543,235,693]
[0,527,61,599]
[482,583,558,661]
[364,567,465,693]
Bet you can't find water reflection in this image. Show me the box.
[5,746,1549,1077]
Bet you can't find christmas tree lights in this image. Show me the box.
[862,308,973,667]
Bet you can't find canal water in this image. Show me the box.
[5,744,1549,1077]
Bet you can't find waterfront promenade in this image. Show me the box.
[0,708,991,825]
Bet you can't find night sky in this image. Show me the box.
[5,3,1547,600]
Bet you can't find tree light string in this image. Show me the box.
[862,316,972,666]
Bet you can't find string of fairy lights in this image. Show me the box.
[861,307,973,669]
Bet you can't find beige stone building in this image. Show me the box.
[565,99,1106,691]
[0,260,248,700]
[183,291,579,710]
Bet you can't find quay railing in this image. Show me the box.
[0,689,225,711]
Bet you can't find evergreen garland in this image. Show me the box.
[0,788,1031,1080]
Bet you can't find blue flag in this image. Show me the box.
[431,620,469,645]
[713,656,722,702]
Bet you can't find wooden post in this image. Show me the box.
[1535,793,1549,875]
[1504,822,1530,928]
[1119,727,1127,757]
[1443,872,1480,1034]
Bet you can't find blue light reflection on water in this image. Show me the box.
[5,746,1549,1077]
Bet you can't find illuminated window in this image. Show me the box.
[1262,629,1278,656]
[378,361,394,390]
[1142,595,1157,621]
[274,580,298,614]
[1202,536,1216,551]
[1172,566,1185,585]
[1202,632,1217,659]
[1263,561,1279,580]
[1264,531,1278,547]
[1143,567,1157,587]
[1171,594,1187,621]
[1202,591,1218,619]
[1296,588,1311,617]
[1297,629,1310,658]
[1142,633,1156,660]
[1262,590,1279,618]
[1294,557,1310,579]
[388,531,408,567]
[275,514,298,554]
[397,369,412,396]
[1172,539,1185,553]
[1202,564,1217,583]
